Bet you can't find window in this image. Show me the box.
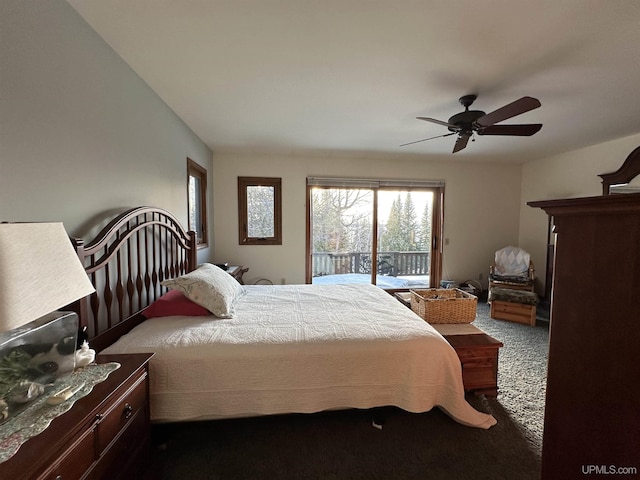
[238,176,282,245]
[306,178,444,289]
[187,158,208,247]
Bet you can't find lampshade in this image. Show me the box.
[0,222,95,332]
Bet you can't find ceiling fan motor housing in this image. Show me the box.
[447,110,486,133]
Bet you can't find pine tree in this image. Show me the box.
[402,193,418,251]
[418,200,432,251]
[380,194,403,252]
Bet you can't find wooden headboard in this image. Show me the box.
[71,206,197,352]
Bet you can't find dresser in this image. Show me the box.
[0,353,153,480]
[529,194,640,480]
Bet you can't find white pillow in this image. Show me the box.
[161,263,245,318]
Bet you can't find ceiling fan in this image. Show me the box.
[401,95,542,153]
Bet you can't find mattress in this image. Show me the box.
[101,283,496,429]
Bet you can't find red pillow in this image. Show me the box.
[143,290,211,318]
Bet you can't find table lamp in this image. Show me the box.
[0,222,95,422]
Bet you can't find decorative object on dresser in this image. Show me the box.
[529,170,640,477]
[74,340,96,368]
[0,353,153,480]
[0,223,95,423]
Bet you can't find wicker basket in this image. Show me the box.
[410,288,477,324]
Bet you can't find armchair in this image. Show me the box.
[488,246,535,302]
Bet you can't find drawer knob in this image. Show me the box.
[55,476,63,480]
[123,403,133,420]
[95,413,104,423]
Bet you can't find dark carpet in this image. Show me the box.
[146,302,549,480]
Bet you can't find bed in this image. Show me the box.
[73,207,496,429]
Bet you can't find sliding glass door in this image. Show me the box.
[306,178,443,290]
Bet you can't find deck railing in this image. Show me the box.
[312,251,430,277]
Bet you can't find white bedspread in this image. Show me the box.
[101,284,496,429]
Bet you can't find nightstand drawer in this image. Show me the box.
[96,371,147,453]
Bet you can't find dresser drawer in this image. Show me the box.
[88,408,149,480]
[37,425,96,480]
[96,371,147,453]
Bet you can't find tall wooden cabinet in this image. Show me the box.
[529,194,640,480]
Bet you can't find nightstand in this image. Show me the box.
[227,265,249,284]
[0,353,153,480]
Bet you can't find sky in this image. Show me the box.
[377,190,432,222]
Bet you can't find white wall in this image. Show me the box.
[519,132,640,293]
[0,0,213,262]
[212,152,523,286]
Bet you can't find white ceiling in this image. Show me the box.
[67,0,640,163]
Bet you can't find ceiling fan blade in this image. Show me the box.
[452,133,471,153]
[417,117,460,130]
[475,96,541,127]
[399,132,456,147]
[477,124,543,136]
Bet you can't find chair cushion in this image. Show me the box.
[489,274,534,285]
[494,246,531,278]
[490,288,538,305]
